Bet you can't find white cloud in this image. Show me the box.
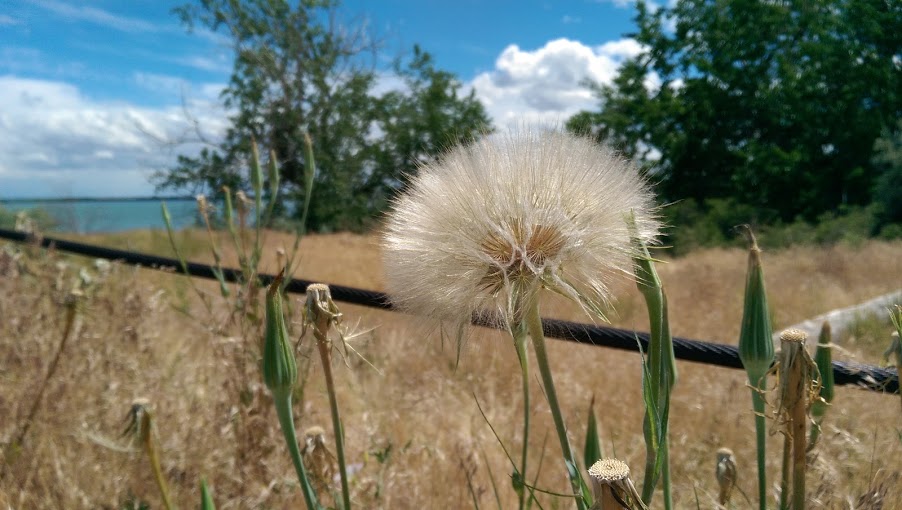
[561,15,582,24]
[29,0,162,33]
[0,76,228,197]
[596,0,636,8]
[469,38,644,128]
[0,15,21,26]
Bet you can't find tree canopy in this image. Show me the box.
[155,0,492,231]
[569,0,902,223]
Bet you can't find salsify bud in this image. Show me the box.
[587,458,645,510]
[738,227,775,383]
[885,331,902,368]
[812,322,835,414]
[263,272,297,396]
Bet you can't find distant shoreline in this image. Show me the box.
[0,196,195,204]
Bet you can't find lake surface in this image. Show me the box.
[1,199,199,233]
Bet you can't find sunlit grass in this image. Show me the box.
[1,232,900,508]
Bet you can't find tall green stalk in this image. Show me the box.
[524,300,587,510]
[736,227,775,510]
[631,224,676,510]
[511,319,531,510]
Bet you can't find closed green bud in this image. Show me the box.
[737,227,774,382]
[263,272,297,395]
[810,322,834,448]
[813,322,834,408]
[250,137,263,200]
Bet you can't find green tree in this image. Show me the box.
[570,0,902,222]
[872,119,902,224]
[155,0,492,231]
[370,45,493,208]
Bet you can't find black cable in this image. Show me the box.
[1,227,897,394]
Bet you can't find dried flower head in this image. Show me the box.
[715,447,737,505]
[587,458,645,509]
[382,129,660,328]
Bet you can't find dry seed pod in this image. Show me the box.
[587,459,646,510]
[715,447,737,505]
[776,328,819,510]
[301,426,337,499]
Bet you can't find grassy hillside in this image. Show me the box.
[1,231,900,508]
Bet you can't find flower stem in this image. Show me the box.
[273,391,319,509]
[790,360,807,510]
[315,331,352,510]
[525,301,586,510]
[512,319,531,510]
[751,388,770,510]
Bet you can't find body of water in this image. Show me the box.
[1,199,199,233]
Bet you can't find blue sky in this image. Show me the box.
[0,0,649,198]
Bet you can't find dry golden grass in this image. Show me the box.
[1,231,900,509]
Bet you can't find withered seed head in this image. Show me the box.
[780,328,808,343]
[589,458,630,482]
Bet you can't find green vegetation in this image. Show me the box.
[154,0,492,232]
[0,205,58,232]
[569,0,901,245]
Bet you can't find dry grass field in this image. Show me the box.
[1,230,900,509]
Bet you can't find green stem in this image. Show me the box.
[662,440,672,510]
[780,430,791,510]
[751,382,769,510]
[525,301,586,510]
[512,320,530,510]
[316,335,352,510]
[273,392,319,509]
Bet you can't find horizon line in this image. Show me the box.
[0,196,196,203]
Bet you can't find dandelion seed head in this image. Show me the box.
[382,128,660,329]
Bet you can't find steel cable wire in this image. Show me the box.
[0,227,897,394]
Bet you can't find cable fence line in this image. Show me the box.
[1,227,898,395]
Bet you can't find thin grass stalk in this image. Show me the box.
[249,138,264,268]
[736,227,774,510]
[140,411,175,510]
[1,290,82,481]
[307,285,351,510]
[13,290,81,449]
[284,132,316,288]
[524,298,587,510]
[263,148,280,224]
[161,202,211,314]
[196,195,230,298]
[630,220,675,510]
[221,187,248,274]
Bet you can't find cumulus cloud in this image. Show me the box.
[0,76,227,197]
[468,37,645,128]
[1,35,656,197]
